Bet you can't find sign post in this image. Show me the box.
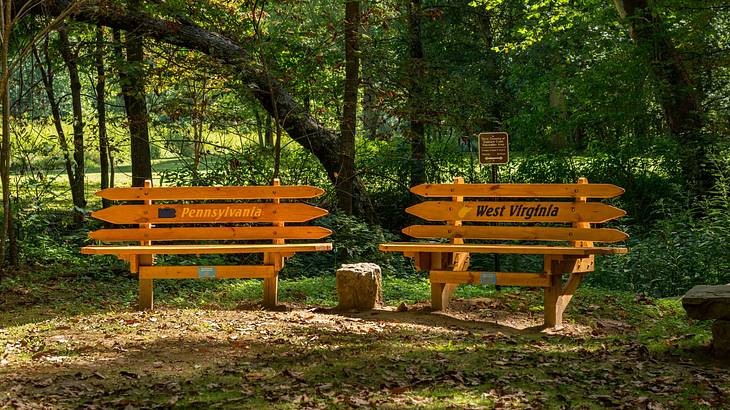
[478,132,510,280]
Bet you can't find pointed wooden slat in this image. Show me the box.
[406,201,625,223]
[91,203,328,224]
[96,185,325,200]
[410,183,625,198]
[138,265,276,279]
[81,243,333,255]
[403,225,628,243]
[89,226,333,242]
[379,243,628,255]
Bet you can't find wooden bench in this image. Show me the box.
[379,177,629,328]
[82,179,332,310]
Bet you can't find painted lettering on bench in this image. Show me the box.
[474,204,559,220]
[180,206,263,221]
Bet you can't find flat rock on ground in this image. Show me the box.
[682,285,730,320]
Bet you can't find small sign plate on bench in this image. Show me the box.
[479,273,497,285]
[198,266,217,278]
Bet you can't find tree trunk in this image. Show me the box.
[338,0,359,215]
[255,110,264,146]
[407,0,426,187]
[613,0,710,196]
[360,4,379,141]
[58,26,86,224]
[111,28,130,115]
[124,1,152,187]
[95,25,110,208]
[264,113,273,147]
[35,0,376,220]
[32,43,77,220]
[0,14,10,270]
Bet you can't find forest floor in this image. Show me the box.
[1,270,729,409]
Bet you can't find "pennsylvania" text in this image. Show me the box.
[181,206,263,220]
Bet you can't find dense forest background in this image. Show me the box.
[0,0,728,296]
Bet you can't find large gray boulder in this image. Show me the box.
[336,263,383,311]
[682,285,730,320]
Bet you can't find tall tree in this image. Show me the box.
[95,24,112,207]
[0,0,12,269]
[338,0,360,214]
[406,0,426,187]
[124,0,152,187]
[613,0,709,195]
[57,25,86,223]
[1,1,80,269]
[33,40,78,222]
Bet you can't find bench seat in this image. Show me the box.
[82,243,333,255]
[379,243,627,256]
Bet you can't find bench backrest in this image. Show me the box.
[404,177,627,246]
[88,179,332,244]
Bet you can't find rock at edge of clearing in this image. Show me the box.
[681,285,730,320]
[336,263,383,311]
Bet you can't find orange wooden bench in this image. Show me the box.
[379,177,629,328]
[82,179,332,310]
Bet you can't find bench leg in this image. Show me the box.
[263,252,282,309]
[544,274,565,328]
[263,275,278,308]
[139,279,154,310]
[138,254,154,310]
[431,282,458,311]
[544,269,586,328]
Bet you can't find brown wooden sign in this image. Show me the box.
[91,203,328,224]
[405,201,625,223]
[478,132,509,164]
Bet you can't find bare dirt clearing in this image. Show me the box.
[2,287,729,409]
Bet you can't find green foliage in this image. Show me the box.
[159,145,329,189]
[282,212,413,279]
[588,155,730,296]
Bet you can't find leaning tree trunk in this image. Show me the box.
[58,26,86,224]
[34,0,376,220]
[338,0,360,215]
[613,0,710,196]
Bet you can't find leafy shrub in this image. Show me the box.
[588,156,730,296]
[281,212,414,278]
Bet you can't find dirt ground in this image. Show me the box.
[1,293,729,409]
